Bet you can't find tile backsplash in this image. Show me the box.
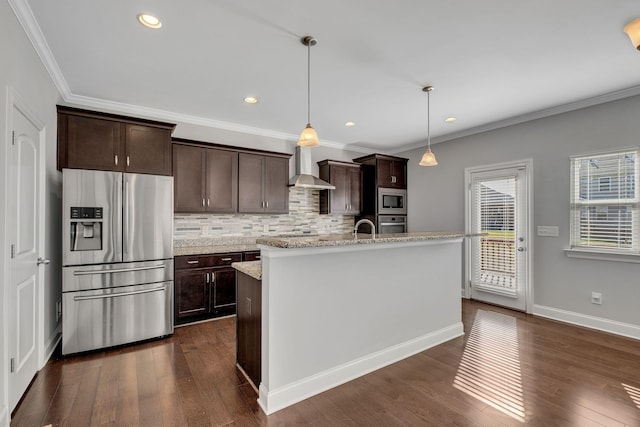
[174,188,354,243]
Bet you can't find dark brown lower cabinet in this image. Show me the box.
[174,253,242,325]
[236,271,261,387]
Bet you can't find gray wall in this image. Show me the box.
[1,1,62,421]
[402,94,640,328]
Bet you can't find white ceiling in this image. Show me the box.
[16,0,640,153]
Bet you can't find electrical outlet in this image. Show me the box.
[591,292,602,305]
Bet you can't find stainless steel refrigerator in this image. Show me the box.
[62,169,174,355]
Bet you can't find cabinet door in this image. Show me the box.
[392,160,407,189]
[175,269,209,320]
[65,115,123,171]
[264,156,289,213]
[211,267,236,316]
[125,125,172,175]
[330,165,349,214]
[238,153,265,213]
[205,149,238,213]
[347,166,362,214]
[173,145,205,212]
[376,158,393,188]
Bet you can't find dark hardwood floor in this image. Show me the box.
[11,300,640,426]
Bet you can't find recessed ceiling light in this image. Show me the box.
[244,96,259,104]
[445,117,457,123]
[137,14,162,29]
[344,121,355,127]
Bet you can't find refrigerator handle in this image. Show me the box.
[123,176,129,255]
[114,174,123,259]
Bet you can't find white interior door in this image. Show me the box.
[7,104,43,411]
[466,161,531,312]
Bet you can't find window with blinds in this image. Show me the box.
[570,150,639,251]
[474,176,517,291]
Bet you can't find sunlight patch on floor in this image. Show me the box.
[453,309,526,422]
[623,383,640,409]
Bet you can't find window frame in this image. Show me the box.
[567,147,640,262]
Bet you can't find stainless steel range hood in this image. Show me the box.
[289,146,335,190]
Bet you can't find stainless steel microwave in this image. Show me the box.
[377,188,407,215]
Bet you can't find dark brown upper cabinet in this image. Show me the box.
[353,153,408,190]
[238,153,289,214]
[173,143,238,213]
[317,160,362,215]
[57,106,175,175]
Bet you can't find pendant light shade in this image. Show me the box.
[419,149,438,166]
[298,36,320,147]
[419,85,438,167]
[298,123,319,147]
[624,18,640,50]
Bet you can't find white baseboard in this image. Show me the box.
[42,325,61,368]
[533,304,640,341]
[0,404,8,427]
[258,322,464,415]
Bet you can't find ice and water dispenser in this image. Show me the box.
[69,207,103,251]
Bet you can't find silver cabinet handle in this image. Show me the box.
[207,198,210,207]
[73,264,165,275]
[266,201,269,208]
[221,257,232,261]
[126,156,130,167]
[74,285,166,301]
[115,154,118,166]
[186,260,199,265]
[379,222,406,226]
[37,257,50,265]
[211,272,215,283]
[517,247,526,252]
[202,198,205,207]
[205,273,209,284]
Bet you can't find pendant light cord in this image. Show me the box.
[307,41,311,125]
[427,88,431,151]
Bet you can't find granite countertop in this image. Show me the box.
[174,244,259,257]
[232,261,262,280]
[256,231,468,249]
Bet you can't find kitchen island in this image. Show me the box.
[239,232,466,415]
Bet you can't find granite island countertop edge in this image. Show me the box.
[256,232,476,249]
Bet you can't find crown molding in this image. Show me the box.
[62,92,372,153]
[390,84,640,155]
[8,0,72,98]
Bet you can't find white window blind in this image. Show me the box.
[570,150,639,251]
[474,176,517,290]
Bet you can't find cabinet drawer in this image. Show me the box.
[175,253,242,269]
[243,251,261,261]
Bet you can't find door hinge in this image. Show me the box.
[10,244,15,259]
[11,130,15,146]
[10,357,15,373]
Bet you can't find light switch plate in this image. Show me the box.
[537,226,559,237]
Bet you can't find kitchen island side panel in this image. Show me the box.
[258,238,464,414]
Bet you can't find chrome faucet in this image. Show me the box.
[353,218,376,239]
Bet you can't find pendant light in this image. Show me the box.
[298,36,320,147]
[419,85,438,166]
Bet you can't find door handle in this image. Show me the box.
[37,257,51,265]
[517,247,526,252]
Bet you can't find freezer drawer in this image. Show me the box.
[62,281,173,355]
[63,259,173,292]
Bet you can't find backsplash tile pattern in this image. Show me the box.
[174,188,354,244]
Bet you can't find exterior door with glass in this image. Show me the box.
[466,162,531,312]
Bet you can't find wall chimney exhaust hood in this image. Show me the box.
[289,146,335,190]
